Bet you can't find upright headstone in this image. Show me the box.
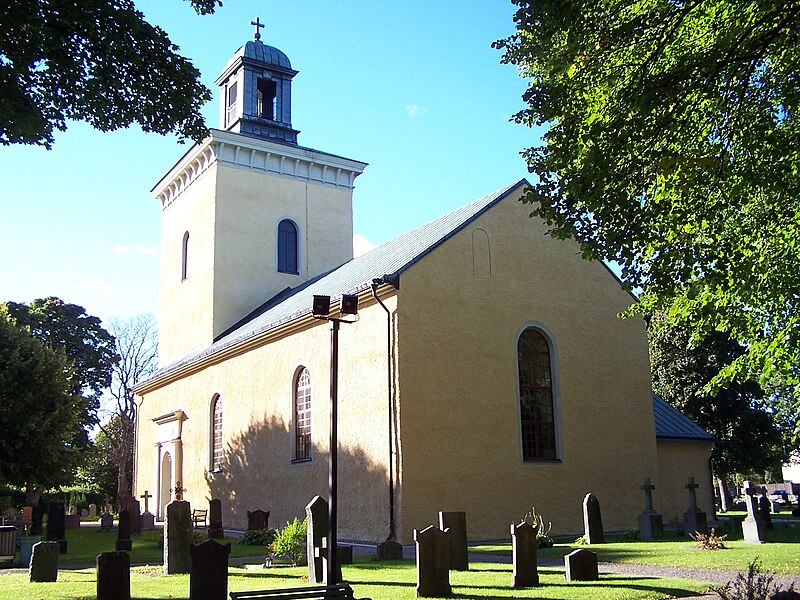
[164,500,193,574]
[683,476,708,535]
[22,506,33,523]
[100,512,114,532]
[438,511,468,571]
[116,509,132,551]
[376,539,404,560]
[246,509,269,531]
[140,490,155,530]
[564,548,599,582]
[30,505,44,535]
[305,496,328,584]
[742,481,766,544]
[208,499,224,538]
[583,493,604,544]
[97,551,131,600]
[129,499,142,535]
[190,540,231,600]
[45,500,67,553]
[29,541,59,582]
[88,503,98,517]
[638,478,663,540]
[510,522,539,588]
[68,504,78,516]
[759,487,773,530]
[414,525,451,598]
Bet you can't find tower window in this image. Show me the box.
[257,78,277,120]
[518,328,558,461]
[181,231,189,281]
[277,219,299,274]
[226,82,238,126]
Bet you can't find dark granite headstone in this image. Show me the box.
[30,505,44,535]
[164,500,193,574]
[583,493,604,544]
[337,544,353,564]
[742,480,766,544]
[377,539,403,560]
[246,509,269,531]
[683,476,708,535]
[45,500,67,553]
[190,540,231,600]
[414,525,451,597]
[438,511,468,571]
[564,548,599,582]
[129,499,142,535]
[638,478,663,540]
[29,541,59,582]
[97,551,131,600]
[208,499,224,538]
[759,488,773,530]
[100,512,114,532]
[511,522,539,587]
[305,496,328,584]
[116,509,132,551]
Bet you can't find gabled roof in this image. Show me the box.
[653,394,714,442]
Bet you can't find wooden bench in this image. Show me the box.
[230,583,367,600]
[192,509,207,527]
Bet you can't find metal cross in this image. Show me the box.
[250,17,265,41]
[170,482,186,501]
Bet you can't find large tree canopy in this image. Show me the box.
[1,0,221,148]
[495,1,800,422]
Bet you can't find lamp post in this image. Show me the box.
[312,293,358,585]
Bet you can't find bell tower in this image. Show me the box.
[152,21,368,365]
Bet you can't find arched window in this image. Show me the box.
[181,231,190,281]
[294,368,312,461]
[211,395,223,471]
[518,328,557,461]
[277,219,298,274]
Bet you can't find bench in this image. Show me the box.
[230,583,367,600]
[192,509,207,527]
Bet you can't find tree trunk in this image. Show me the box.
[25,485,42,506]
[717,477,733,512]
[117,414,134,501]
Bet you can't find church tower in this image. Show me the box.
[152,21,368,364]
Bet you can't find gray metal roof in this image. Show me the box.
[653,394,714,442]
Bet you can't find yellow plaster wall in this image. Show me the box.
[394,187,660,542]
[656,441,715,524]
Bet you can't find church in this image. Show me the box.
[132,28,715,543]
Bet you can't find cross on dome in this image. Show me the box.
[251,17,265,41]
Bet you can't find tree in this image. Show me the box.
[495,1,800,427]
[648,311,786,509]
[1,0,221,148]
[0,314,88,502]
[77,415,132,502]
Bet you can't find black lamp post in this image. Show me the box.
[312,293,358,585]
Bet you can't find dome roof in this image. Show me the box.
[224,40,292,71]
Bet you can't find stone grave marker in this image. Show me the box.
[246,509,269,531]
[209,499,224,538]
[337,544,353,564]
[129,499,142,535]
[305,496,328,584]
[414,525,451,598]
[638,478,664,540]
[770,499,782,514]
[759,487,773,530]
[19,536,39,568]
[683,476,708,535]
[116,509,132,551]
[511,521,539,588]
[564,548,599,582]
[88,503,97,518]
[140,490,155,530]
[80,508,88,518]
[376,539,403,560]
[190,539,231,600]
[583,492,604,544]
[45,500,67,553]
[30,505,44,535]
[29,541,59,582]
[742,481,766,543]
[68,504,78,515]
[97,551,131,600]
[438,511,468,571]
[100,511,114,532]
[164,500,193,574]
[22,506,33,523]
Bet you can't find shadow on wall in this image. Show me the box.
[205,415,391,542]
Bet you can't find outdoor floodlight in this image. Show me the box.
[340,294,359,315]
[313,295,331,316]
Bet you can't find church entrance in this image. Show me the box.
[159,451,172,520]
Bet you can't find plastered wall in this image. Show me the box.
[656,441,715,525]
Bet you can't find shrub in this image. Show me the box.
[619,530,640,542]
[690,528,727,550]
[574,534,587,545]
[714,559,797,600]
[271,517,307,566]
[236,528,276,546]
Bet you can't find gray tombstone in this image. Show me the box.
[116,509,132,551]
[45,500,67,553]
[141,512,155,530]
[683,476,708,535]
[190,539,231,600]
[414,525,451,598]
[88,503,98,517]
[337,544,353,564]
[511,522,539,588]
[19,536,39,567]
[638,478,664,540]
[31,505,45,535]
[583,493,604,544]
[29,541,59,582]
[377,539,404,560]
[100,512,114,532]
[129,499,142,535]
[164,500,193,574]
[97,551,131,600]
[246,509,269,531]
[742,481,766,544]
[208,499,224,538]
[564,548,599,582]
[305,496,328,584]
[759,488,773,530]
[438,511,468,571]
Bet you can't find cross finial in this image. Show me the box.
[250,17,265,41]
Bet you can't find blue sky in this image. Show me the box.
[0,1,543,325]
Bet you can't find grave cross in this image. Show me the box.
[685,476,699,510]
[140,490,152,514]
[170,482,186,501]
[640,478,656,511]
[743,480,760,518]
[250,17,265,41]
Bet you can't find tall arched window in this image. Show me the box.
[518,328,557,461]
[277,219,298,274]
[181,231,190,281]
[294,368,312,461]
[211,395,223,471]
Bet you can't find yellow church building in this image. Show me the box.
[133,30,714,544]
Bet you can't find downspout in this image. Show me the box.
[371,278,395,541]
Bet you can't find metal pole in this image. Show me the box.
[327,319,340,585]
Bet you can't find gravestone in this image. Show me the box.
[21,506,32,523]
[116,509,132,551]
[45,500,67,553]
[30,505,44,535]
[770,500,782,514]
[100,512,114,532]
[414,525,451,597]
[164,500,193,574]
[377,539,404,560]
[742,481,766,544]
[81,509,88,518]
[29,541,59,582]
[638,478,663,540]
[511,521,539,587]
[19,536,39,567]
[68,504,78,516]
[438,511,468,571]
[759,487,773,530]
[208,499,224,538]
[583,493,604,544]
[97,551,131,600]
[564,548,599,582]
[337,544,353,564]
[683,476,708,535]
[140,490,155,530]
[246,509,269,531]
[305,496,328,584]
[88,503,97,517]
[190,540,231,600]
[129,499,142,535]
